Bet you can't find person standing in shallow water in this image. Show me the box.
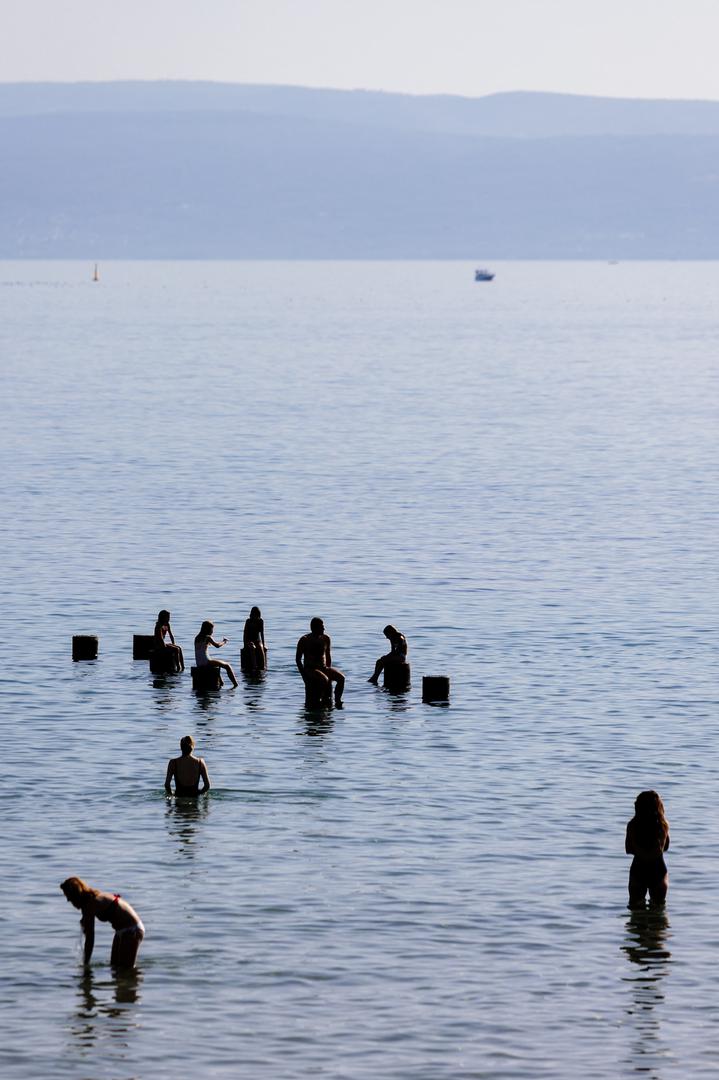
[368,624,408,684]
[194,620,238,687]
[165,735,210,796]
[625,790,670,907]
[296,617,345,705]
[60,877,145,968]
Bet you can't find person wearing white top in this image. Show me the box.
[194,620,238,687]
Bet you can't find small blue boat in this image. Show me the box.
[474,268,495,282]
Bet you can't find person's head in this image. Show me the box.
[634,790,666,819]
[180,735,195,756]
[199,620,214,637]
[310,617,324,634]
[383,624,398,641]
[158,609,171,624]
[632,790,669,841]
[60,876,99,909]
[250,606,261,619]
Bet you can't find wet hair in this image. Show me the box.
[198,620,214,638]
[383,625,398,639]
[158,610,171,623]
[250,606,261,619]
[180,735,195,755]
[60,876,100,908]
[310,617,324,633]
[630,790,669,846]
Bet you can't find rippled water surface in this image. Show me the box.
[2,260,719,1078]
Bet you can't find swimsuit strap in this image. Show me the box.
[112,893,121,904]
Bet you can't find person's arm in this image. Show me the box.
[625,824,634,855]
[208,636,228,649]
[81,908,95,964]
[260,620,266,648]
[296,638,305,677]
[325,635,332,668]
[243,620,251,647]
[165,759,175,795]
[664,833,670,851]
[199,758,211,793]
[167,624,176,645]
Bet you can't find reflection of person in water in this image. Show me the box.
[368,625,408,684]
[165,735,210,796]
[61,877,145,968]
[625,791,670,907]
[296,617,344,705]
[622,906,671,1067]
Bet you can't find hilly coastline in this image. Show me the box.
[2,81,719,258]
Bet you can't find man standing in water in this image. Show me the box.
[296,617,345,706]
[165,735,211,796]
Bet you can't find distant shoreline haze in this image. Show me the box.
[2,81,719,258]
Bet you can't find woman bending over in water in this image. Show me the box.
[625,790,670,908]
[194,620,238,687]
[61,877,145,968]
[154,609,185,671]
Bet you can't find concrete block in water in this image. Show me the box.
[304,679,332,708]
[191,665,222,691]
[384,661,411,692]
[241,645,266,673]
[422,675,450,702]
[150,648,181,675]
[72,635,98,661]
[133,634,155,660]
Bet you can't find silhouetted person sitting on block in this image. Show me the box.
[368,625,408,684]
[243,606,267,671]
[625,790,670,908]
[154,609,185,671]
[165,735,210,797]
[194,620,238,687]
[296,617,345,705]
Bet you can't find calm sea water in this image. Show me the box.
[1,260,718,1079]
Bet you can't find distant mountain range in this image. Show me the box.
[2,81,719,258]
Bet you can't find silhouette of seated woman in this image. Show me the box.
[154,609,184,671]
[368,624,408,684]
[243,606,267,671]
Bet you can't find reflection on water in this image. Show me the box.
[150,675,185,711]
[622,908,672,1077]
[164,795,211,855]
[70,969,143,1053]
[241,668,267,709]
[191,689,222,714]
[299,706,335,738]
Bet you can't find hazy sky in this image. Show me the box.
[3,0,719,100]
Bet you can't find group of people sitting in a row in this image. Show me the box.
[60,787,670,971]
[153,608,409,705]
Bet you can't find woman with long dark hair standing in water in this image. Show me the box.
[625,791,670,907]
